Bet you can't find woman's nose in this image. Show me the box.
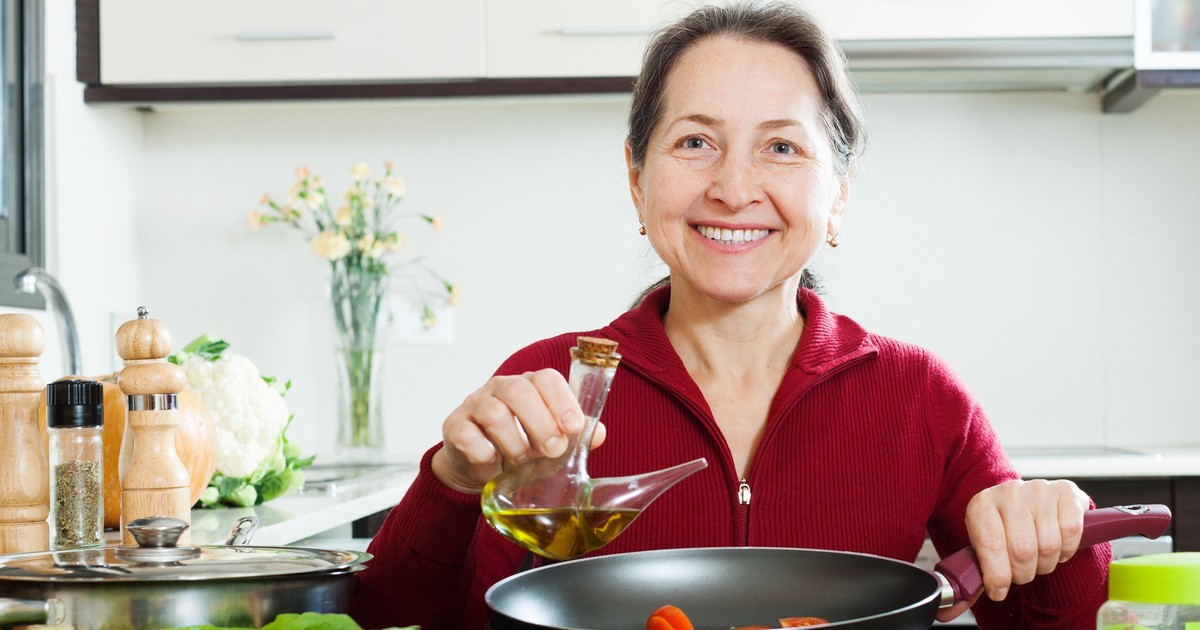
[706,154,763,211]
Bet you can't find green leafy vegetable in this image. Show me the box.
[164,612,418,630]
[171,333,316,509]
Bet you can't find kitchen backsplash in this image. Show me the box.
[35,2,1200,462]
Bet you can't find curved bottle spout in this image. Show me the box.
[482,456,709,562]
[480,337,710,561]
[584,457,708,513]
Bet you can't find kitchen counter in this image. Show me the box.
[182,447,1200,540]
[173,447,1200,546]
[188,461,418,546]
[1007,446,1200,479]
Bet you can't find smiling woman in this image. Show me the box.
[0,0,44,308]
[352,4,1111,629]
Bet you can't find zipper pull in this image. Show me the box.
[738,479,751,505]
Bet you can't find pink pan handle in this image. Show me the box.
[934,503,1172,606]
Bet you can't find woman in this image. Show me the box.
[353,3,1109,628]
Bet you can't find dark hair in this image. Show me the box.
[627,1,866,176]
[627,2,862,308]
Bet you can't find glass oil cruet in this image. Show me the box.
[481,336,707,561]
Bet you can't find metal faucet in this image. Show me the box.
[13,267,82,376]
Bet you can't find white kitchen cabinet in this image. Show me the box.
[485,1,690,78]
[805,0,1132,41]
[485,0,1134,79]
[98,0,485,85]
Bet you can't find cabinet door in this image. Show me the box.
[486,0,692,78]
[804,0,1133,40]
[487,0,1133,79]
[99,0,484,85]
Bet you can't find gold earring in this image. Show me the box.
[826,232,839,248]
[639,223,647,236]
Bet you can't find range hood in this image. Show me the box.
[838,0,1199,113]
[842,36,1132,95]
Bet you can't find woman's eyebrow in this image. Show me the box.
[759,118,801,131]
[670,113,722,127]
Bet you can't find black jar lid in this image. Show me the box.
[46,379,103,428]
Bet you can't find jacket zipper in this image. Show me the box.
[624,350,874,548]
[738,478,751,545]
[738,352,875,546]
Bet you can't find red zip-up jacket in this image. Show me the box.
[353,287,1109,629]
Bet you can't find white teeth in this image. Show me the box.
[698,225,769,244]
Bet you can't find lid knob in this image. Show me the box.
[125,515,189,548]
[115,516,201,563]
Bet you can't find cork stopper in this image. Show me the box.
[116,307,185,395]
[571,336,621,368]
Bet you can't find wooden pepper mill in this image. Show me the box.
[0,313,50,554]
[116,306,191,545]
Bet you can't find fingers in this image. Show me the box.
[966,479,1090,603]
[526,369,585,457]
[433,369,587,494]
[1056,490,1086,564]
[966,490,1014,602]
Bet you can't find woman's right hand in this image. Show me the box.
[430,368,605,494]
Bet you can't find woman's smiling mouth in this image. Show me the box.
[696,225,772,245]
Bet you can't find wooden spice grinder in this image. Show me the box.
[0,313,50,553]
[116,307,191,545]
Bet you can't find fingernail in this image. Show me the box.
[994,587,1009,601]
[561,411,582,432]
[543,436,566,457]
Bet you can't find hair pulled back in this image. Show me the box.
[627,1,866,177]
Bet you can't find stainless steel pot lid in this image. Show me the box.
[0,544,371,582]
[0,516,370,582]
[0,545,370,582]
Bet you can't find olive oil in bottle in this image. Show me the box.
[480,337,707,560]
[480,506,640,561]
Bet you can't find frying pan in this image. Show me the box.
[486,504,1171,629]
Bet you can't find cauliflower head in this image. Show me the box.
[179,352,289,479]
[171,334,314,509]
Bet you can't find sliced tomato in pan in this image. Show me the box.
[779,618,830,627]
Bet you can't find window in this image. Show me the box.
[0,0,43,308]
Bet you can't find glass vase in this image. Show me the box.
[330,268,391,463]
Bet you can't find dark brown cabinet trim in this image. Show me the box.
[74,0,635,104]
[81,77,637,105]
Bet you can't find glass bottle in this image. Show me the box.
[1097,552,1200,629]
[481,336,707,561]
[46,379,105,549]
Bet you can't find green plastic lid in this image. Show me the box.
[1109,553,1200,605]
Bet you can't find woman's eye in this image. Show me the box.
[770,142,796,155]
[682,137,708,150]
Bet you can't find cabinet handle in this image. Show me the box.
[236,30,336,42]
[557,27,653,37]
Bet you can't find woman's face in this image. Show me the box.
[628,35,849,305]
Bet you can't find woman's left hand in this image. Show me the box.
[956,479,1089,611]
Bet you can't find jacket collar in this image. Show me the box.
[605,285,878,379]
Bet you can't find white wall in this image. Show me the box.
[20,0,146,382]
[121,89,1200,461]
[36,0,1200,460]
[133,97,660,461]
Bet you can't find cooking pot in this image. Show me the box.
[486,504,1172,629]
[0,516,370,630]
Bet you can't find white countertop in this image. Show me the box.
[188,461,418,546]
[167,447,1200,547]
[1007,445,1200,479]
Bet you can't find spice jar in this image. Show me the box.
[1097,552,1200,629]
[46,380,104,549]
